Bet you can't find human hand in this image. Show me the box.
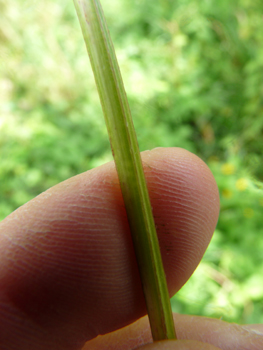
[0,148,262,350]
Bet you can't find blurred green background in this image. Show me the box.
[1,0,263,324]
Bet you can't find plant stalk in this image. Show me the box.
[73,0,176,341]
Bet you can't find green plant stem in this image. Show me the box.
[73,0,176,341]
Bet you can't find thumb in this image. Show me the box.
[136,340,221,350]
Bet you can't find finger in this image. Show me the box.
[84,314,263,350]
[136,340,221,350]
[0,148,219,350]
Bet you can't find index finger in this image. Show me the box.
[0,147,219,350]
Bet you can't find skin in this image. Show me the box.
[0,147,262,350]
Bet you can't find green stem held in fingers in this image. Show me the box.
[73,0,177,341]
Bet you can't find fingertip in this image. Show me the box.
[141,147,220,295]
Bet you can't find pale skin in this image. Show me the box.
[0,148,262,350]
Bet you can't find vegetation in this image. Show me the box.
[1,0,263,324]
[73,0,176,340]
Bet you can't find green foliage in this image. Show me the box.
[1,0,262,323]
